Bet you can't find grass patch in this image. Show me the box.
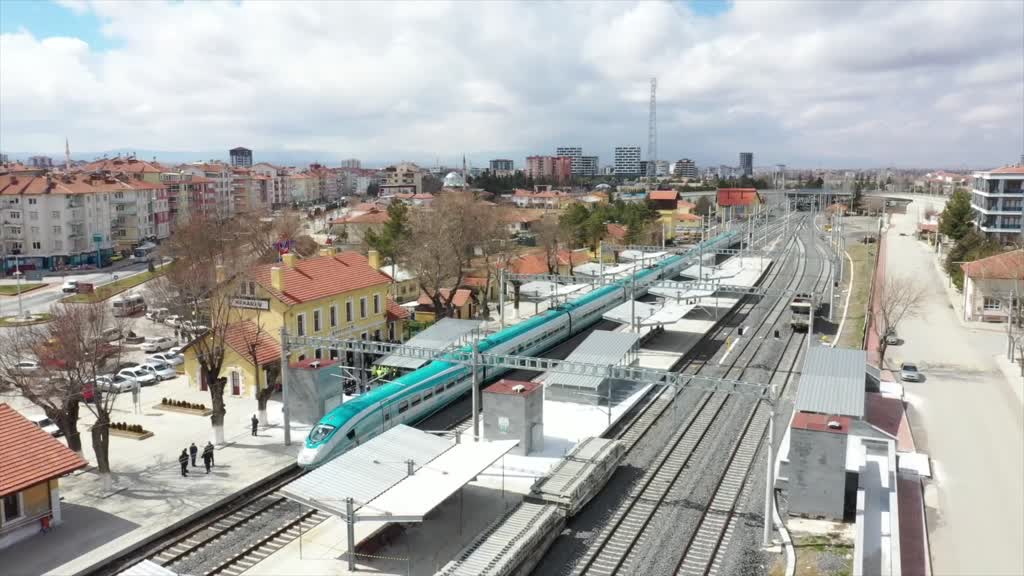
[0,313,52,327]
[837,243,876,349]
[62,268,164,303]
[770,533,854,576]
[0,283,47,296]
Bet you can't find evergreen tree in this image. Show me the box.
[938,189,974,242]
[364,201,411,263]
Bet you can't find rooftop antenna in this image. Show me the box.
[648,77,657,182]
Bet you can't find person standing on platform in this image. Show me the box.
[189,442,198,467]
[178,449,189,477]
[202,442,214,473]
[251,414,259,437]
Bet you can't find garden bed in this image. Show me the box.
[109,428,154,440]
[156,401,213,417]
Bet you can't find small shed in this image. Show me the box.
[483,379,544,455]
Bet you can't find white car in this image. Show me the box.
[168,346,184,357]
[141,336,175,353]
[61,280,79,293]
[96,374,136,393]
[149,352,184,367]
[163,315,182,328]
[117,367,158,386]
[145,307,169,321]
[899,362,923,383]
[140,361,176,381]
[27,414,62,437]
[181,321,209,334]
[15,360,40,372]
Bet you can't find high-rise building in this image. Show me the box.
[556,147,583,175]
[655,160,670,177]
[970,166,1024,244]
[28,156,53,168]
[615,146,641,177]
[672,159,698,179]
[579,156,599,177]
[739,152,753,177]
[489,159,514,174]
[340,159,361,169]
[526,156,571,183]
[230,147,253,168]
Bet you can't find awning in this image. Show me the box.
[376,318,483,370]
[518,281,589,301]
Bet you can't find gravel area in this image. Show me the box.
[168,498,303,575]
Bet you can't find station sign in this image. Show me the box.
[231,297,271,311]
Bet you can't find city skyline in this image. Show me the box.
[1,1,1022,169]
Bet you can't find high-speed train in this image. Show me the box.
[297,230,738,467]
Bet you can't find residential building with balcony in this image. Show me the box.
[971,166,1024,244]
[379,163,424,196]
[0,171,147,272]
[230,147,253,168]
[525,156,571,183]
[489,159,514,175]
[556,147,583,174]
[110,180,170,251]
[614,147,641,177]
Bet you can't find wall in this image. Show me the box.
[482,389,543,455]
[787,428,849,521]
[0,481,53,550]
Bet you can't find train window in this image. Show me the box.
[423,390,433,401]
[398,401,409,414]
[435,385,444,396]
[411,395,421,407]
[446,381,456,390]
[384,411,391,421]
[346,429,355,440]
[309,424,335,443]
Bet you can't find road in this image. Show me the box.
[884,206,1024,575]
[0,261,152,317]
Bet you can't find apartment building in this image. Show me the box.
[739,152,753,177]
[340,159,361,169]
[181,163,234,218]
[0,172,148,272]
[579,156,599,177]
[489,159,514,175]
[250,163,287,207]
[525,156,571,183]
[379,163,423,195]
[614,147,641,177]
[338,168,376,196]
[556,147,583,175]
[671,159,698,179]
[971,165,1024,243]
[111,180,170,251]
[230,147,253,168]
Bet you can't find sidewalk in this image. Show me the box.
[0,379,303,576]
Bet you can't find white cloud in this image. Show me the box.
[0,0,1021,168]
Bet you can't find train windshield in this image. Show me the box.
[309,424,335,443]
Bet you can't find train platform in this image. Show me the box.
[0,378,301,576]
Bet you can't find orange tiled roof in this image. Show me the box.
[988,166,1024,175]
[224,320,280,366]
[418,288,473,308]
[557,249,592,266]
[250,251,392,305]
[717,188,761,207]
[606,223,628,240]
[961,249,1024,280]
[674,212,702,222]
[0,404,88,496]
[334,209,390,225]
[386,298,410,321]
[0,173,143,196]
[81,158,163,174]
[676,200,696,209]
[648,190,678,201]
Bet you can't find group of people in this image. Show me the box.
[178,441,215,476]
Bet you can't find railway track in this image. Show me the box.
[672,226,836,576]
[571,225,812,576]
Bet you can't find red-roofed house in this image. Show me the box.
[647,189,679,210]
[183,248,407,399]
[960,249,1023,322]
[330,207,390,245]
[716,188,762,219]
[502,249,592,277]
[0,404,88,549]
[414,288,477,323]
[605,223,628,245]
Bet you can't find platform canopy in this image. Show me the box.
[518,281,589,301]
[281,425,517,523]
[602,300,659,326]
[619,249,669,263]
[648,285,717,301]
[376,318,482,370]
[543,331,640,391]
[572,262,636,278]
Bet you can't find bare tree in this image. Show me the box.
[234,306,279,426]
[534,214,562,274]
[160,215,251,444]
[402,191,491,319]
[877,276,928,365]
[0,325,85,454]
[473,206,512,318]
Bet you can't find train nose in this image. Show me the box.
[297,446,319,467]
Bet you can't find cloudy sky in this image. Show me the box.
[1,0,1022,169]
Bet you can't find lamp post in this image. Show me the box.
[13,256,27,319]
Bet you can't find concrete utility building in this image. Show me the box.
[0,404,87,549]
[482,379,544,456]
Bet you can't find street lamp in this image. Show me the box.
[12,256,28,319]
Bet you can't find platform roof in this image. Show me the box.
[648,285,717,301]
[795,346,866,418]
[619,249,668,262]
[376,318,482,370]
[602,300,659,325]
[518,281,588,301]
[573,262,636,278]
[544,330,640,391]
[644,302,699,325]
[281,425,517,523]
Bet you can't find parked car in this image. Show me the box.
[168,346,184,357]
[15,360,40,372]
[146,307,169,321]
[140,361,176,381]
[117,367,158,386]
[899,362,923,382]
[27,414,62,437]
[61,280,79,293]
[149,352,184,367]
[182,321,209,334]
[99,327,123,342]
[141,336,175,353]
[95,374,136,393]
[163,315,183,328]
[885,331,900,346]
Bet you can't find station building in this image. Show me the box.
[0,404,87,549]
[182,248,409,399]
